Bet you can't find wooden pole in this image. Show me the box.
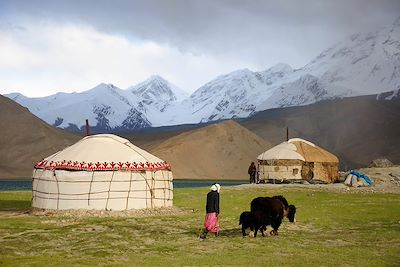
[85,119,91,136]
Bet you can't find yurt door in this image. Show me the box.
[301,162,314,181]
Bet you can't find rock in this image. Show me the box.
[338,171,348,182]
[369,158,394,168]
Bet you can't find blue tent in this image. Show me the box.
[349,170,373,185]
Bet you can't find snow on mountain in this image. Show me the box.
[181,65,294,123]
[126,75,189,126]
[258,74,356,110]
[5,78,187,131]
[376,89,400,100]
[171,17,399,123]
[7,83,151,131]
[4,18,400,130]
[304,17,400,94]
[128,75,188,104]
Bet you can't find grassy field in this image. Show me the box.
[0,187,399,266]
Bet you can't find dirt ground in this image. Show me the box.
[235,166,400,194]
[0,206,192,220]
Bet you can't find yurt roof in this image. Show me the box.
[34,134,170,171]
[257,138,338,163]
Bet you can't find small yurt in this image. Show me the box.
[32,134,173,210]
[257,138,339,183]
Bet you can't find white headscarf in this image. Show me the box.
[211,183,221,193]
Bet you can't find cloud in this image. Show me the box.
[0,0,399,96]
[0,22,251,96]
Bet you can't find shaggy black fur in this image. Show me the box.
[239,195,297,238]
[239,211,266,237]
[272,195,297,223]
[250,197,285,236]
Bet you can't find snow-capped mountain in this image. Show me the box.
[304,17,400,94]
[258,74,356,110]
[6,80,186,131]
[7,83,151,130]
[183,64,293,123]
[4,18,400,131]
[126,75,189,126]
[129,75,188,106]
[173,17,399,123]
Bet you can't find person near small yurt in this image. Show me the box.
[32,134,173,211]
[257,138,339,183]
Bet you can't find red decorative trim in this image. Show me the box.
[34,159,171,171]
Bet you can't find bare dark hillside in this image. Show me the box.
[239,94,400,169]
[0,95,80,178]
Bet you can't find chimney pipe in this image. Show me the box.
[286,127,289,142]
[85,119,91,136]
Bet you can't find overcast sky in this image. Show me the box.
[0,0,399,97]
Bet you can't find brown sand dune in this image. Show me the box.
[150,120,272,180]
[0,95,80,178]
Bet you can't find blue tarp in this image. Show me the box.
[350,170,373,185]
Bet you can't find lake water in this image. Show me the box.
[0,179,246,191]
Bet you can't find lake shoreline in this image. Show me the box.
[0,179,248,191]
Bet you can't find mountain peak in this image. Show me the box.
[206,68,253,83]
[229,68,252,76]
[88,83,120,95]
[267,63,293,73]
[148,74,165,82]
[5,92,27,100]
[128,75,188,113]
[93,83,117,89]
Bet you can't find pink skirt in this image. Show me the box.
[203,212,220,233]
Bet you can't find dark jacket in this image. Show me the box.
[206,191,220,214]
[248,165,256,176]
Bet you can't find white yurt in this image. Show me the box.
[257,138,339,183]
[32,134,173,210]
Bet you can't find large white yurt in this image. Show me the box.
[32,134,173,210]
[257,138,339,183]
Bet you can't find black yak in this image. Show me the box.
[240,195,296,238]
[249,195,296,237]
[239,211,267,237]
[250,197,285,236]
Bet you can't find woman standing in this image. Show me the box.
[199,183,221,239]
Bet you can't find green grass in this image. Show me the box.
[0,187,399,266]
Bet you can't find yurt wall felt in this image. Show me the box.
[257,159,303,180]
[31,134,173,211]
[32,169,173,210]
[258,160,339,183]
